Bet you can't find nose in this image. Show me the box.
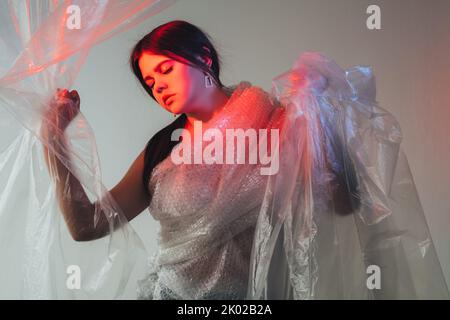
[155,80,167,95]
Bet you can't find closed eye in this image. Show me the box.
[163,66,173,74]
[148,66,173,90]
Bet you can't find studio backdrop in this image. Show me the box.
[0,0,449,299]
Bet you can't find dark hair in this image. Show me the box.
[130,20,224,101]
[141,113,187,194]
[129,20,224,194]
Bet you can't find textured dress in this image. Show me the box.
[137,81,285,299]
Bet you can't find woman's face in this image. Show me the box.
[138,52,208,114]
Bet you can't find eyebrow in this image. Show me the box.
[143,59,172,81]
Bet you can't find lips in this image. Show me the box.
[162,93,175,105]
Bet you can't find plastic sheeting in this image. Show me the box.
[248,53,450,299]
[0,1,448,300]
[133,53,449,299]
[0,0,176,299]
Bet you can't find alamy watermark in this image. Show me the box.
[170,120,280,175]
[65,4,381,31]
[366,264,381,290]
[366,5,381,30]
[66,264,81,290]
[66,5,81,30]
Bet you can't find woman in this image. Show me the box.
[43,20,292,299]
[41,20,448,299]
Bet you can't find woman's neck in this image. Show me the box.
[185,86,230,129]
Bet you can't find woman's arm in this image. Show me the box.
[41,89,150,241]
[42,134,99,241]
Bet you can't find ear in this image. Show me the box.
[197,55,212,68]
[197,46,212,68]
[203,56,212,68]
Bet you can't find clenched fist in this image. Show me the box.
[41,88,81,141]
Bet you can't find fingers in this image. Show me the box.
[69,90,80,112]
[56,88,75,97]
[55,88,80,104]
[56,88,68,95]
[69,90,80,102]
[45,88,81,134]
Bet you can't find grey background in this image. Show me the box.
[73,0,450,290]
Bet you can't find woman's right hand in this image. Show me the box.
[41,88,81,141]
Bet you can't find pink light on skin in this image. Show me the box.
[137,52,230,132]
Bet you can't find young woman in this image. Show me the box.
[41,20,447,300]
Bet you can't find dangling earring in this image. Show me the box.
[204,75,213,88]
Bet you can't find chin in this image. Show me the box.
[170,101,187,115]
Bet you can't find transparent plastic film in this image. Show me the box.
[248,52,449,299]
[0,0,176,299]
[135,82,284,299]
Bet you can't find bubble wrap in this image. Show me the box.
[137,54,449,300]
[137,81,285,299]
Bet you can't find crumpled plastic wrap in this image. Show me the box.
[133,53,449,300]
[0,0,176,299]
[136,81,283,299]
[248,52,450,299]
[0,1,448,300]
